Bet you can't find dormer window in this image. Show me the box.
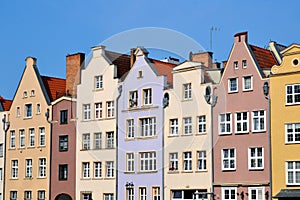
[242,60,247,68]
[234,61,238,69]
[129,91,138,108]
[23,91,28,98]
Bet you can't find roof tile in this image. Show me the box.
[41,76,66,101]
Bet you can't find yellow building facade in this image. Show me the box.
[270,44,300,199]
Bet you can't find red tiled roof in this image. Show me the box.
[149,59,177,85]
[105,51,131,79]
[0,96,12,111]
[41,76,66,101]
[250,45,277,69]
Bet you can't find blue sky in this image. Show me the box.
[0,0,299,99]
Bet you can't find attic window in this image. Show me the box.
[242,60,247,68]
[23,91,28,98]
[138,70,143,78]
[31,90,35,96]
[293,59,299,66]
[234,61,238,69]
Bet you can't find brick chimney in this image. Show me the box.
[190,52,213,68]
[66,53,85,97]
[234,31,248,43]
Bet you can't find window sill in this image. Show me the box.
[168,170,179,174]
[242,89,253,92]
[27,146,35,149]
[23,117,33,120]
[181,134,193,137]
[104,177,115,180]
[124,171,135,174]
[252,130,266,133]
[181,99,192,102]
[81,178,91,180]
[123,105,159,112]
[168,134,179,138]
[93,88,104,92]
[137,171,158,174]
[196,170,208,173]
[228,91,238,94]
[235,132,249,135]
[222,169,236,171]
[196,133,207,136]
[181,170,193,173]
[218,133,232,136]
[285,142,300,145]
[37,177,46,179]
[136,135,158,140]
[248,168,264,171]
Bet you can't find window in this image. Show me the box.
[222,187,237,200]
[25,103,32,118]
[152,187,160,200]
[126,188,134,200]
[286,161,300,185]
[23,91,28,98]
[169,153,178,171]
[249,147,264,170]
[31,89,35,96]
[82,193,92,200]
[104,194,114,200]
[17,106,21,117]
[39,127,45,146]
[10,130,16,149]
[286,84,300,105]
[37,104,41,114]
[29,128,35,147]
[83,104,91,120]
[82,133,90,150]
[11,160,18,178]
[140,117,156,137]
[10,191,17,200]
[198,115,206,134]
[107,101,114,118]
[252,110,266,132]
[129,90,138,107]
[143,88,152,105]
[139,187,147,200]
[39,158,46,178]
[127,119,135,138]
[59,164,68,180]
[243,76,252,91]
[183,83,192,100]
[60,110,68,124]
[170,119,178,136]
[0,168,2,180]
[286,123,300,143]
[95,75,103,89]
[25,191,32,200]
[234,61,238,69]
[59,135,68,151]
[106,161,114,178]
[25,159,32,178]
[242,60,247,68]
[228,78,238,93]
[82,162,90,178]
[0,144,3,157]
[106,132,114,149]
[219,113,232,135]
[20,129,25,148]
[38,191,45,200]
[94,162,102,178]
[222,149,236,170]
[235,112,249,133]
[140,152,156,172]
[94,132,102,149]
[248,187,264,200]
[126,153,134,172]
[197,151,207,171]
[183,117,192,135]
[138,70,143,78]
[183,152,192,171]
[95,103,103,119]
[171,190,207,200]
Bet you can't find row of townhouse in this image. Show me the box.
[0,31,299,200]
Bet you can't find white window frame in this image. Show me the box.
[10,191,17,200]
[39,158,46,178]
[29,128,35,147]
[106,161,114,178]
[243,76,253,91]
[37,103,41,114]
[82,133,90,150]
[222,187,237,200]
[228,78,238,93]
[82,162,90,178]
[10,130,16,149]
[19,129,25,148]
[248,187,265,200]
[24,191,32,200]
[39,127,45,146]
[95,102,103,119]
[25,159,32,178]
[94,132,102,149]
[126,188,134,200]
[0,144,2,157]
[106,132,114,149]
[222,148,236,171]
[219,113,232,135]
[127,119,135,139]
[183,117,192,135]
[94,162,102,178]
[198,115,206,134]
[139,187,147,200]
[183,152,192,172]
[286,161,300,185]
[169,152,178,171]
[285,123,300,144]
[95,75,103,89]
[140,152,157,172]
[126,153,134,172]
[83,104,91,120]
[242,60,247,68]
[170,119,179,136]
[129,90,138,108]
[38,190,45,200]
[17,106,21,117]
[104,194,114,200]
[197,151,207,171]
[248,147,264,170]
[140,117,156,137]
[235,112,249,133]
[143,88,152,105]
[107,101,114,118]
[252,110,266,132]
[25,103,32,118]
[152,187,160,200]
[183,83,192,100]
[11,160,18,179]
[234,61,238,69]
[286,84,300,105]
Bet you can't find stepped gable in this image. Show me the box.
[41,76,66,101]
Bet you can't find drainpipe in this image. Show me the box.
[2,114,10,200]
[116,84,123,200]
[45,108,52,200]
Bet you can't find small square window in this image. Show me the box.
[243,76,253,91]
[228,78,238,93]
